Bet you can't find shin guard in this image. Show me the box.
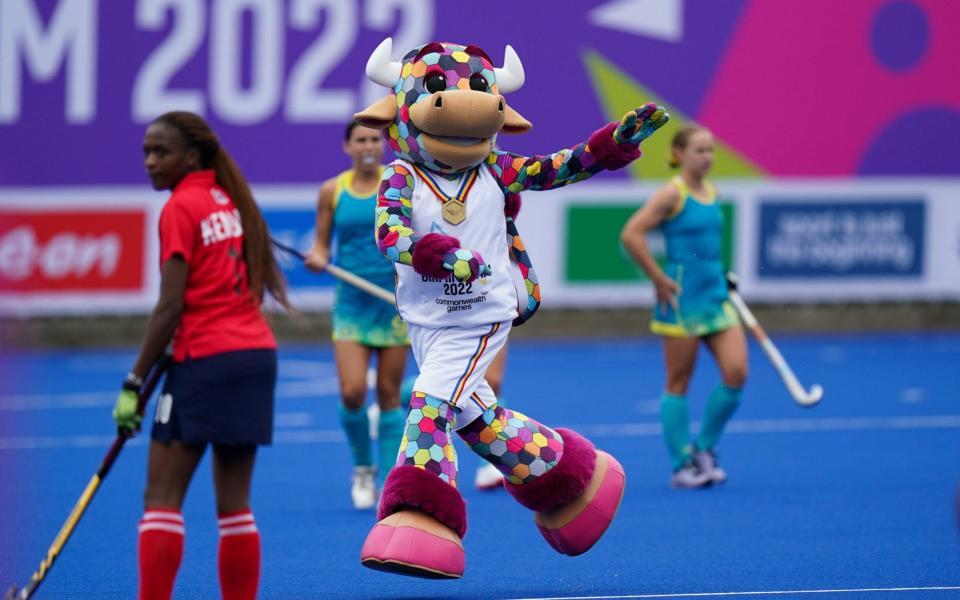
[138,509,184,600]
[217,511,260,600]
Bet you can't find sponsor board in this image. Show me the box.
[565,202,734,283]
[0,210,145,291]
[2,180,959,315]
[757,201,924,278]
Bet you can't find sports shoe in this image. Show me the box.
[351,466,378,509]
[693,449,728,484]
[474,462,505,490]
[670,461,712,489]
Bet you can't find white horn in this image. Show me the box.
[494,45,525,94]
[366,38,402,88]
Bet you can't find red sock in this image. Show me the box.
[138,509,184,600]
[218,510,261,600]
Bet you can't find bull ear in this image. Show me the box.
[354,96,398,130]
[501,104,532,134]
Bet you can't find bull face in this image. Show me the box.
[355,39,532,174]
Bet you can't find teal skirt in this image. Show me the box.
[332,270,408,347]
[650,261,739,338]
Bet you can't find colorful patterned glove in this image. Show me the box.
[442,248,491,283]
[613,102,670,146]
[113,374,142,435]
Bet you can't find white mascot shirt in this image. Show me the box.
[393,159,525,328]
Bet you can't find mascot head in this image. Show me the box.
[354,39,532,174]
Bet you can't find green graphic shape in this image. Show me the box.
[582,50,765,180]
[566,202,735,283]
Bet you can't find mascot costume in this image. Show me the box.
[355,38,669,579]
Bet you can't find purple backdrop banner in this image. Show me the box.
[1,0,958,186]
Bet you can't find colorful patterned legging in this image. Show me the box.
[397,392,564,487]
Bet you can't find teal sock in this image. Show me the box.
[696,383,742,451]
[338,404,372,467]
[376,408,405,486]
[660,392,692,471]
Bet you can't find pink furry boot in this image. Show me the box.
[504,428,626,556]
[360,466,467,578]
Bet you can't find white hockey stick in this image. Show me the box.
[726,275,823,407]
[271,240,396,306]
[325,264,396,306]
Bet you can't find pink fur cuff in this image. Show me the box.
[504,428,598,512]
[377,465,468,538]
[588,122,642,171]
[412,233,460,279]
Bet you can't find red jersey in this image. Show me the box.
[159,170,277,361]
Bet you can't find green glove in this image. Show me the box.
[113,373,143,435]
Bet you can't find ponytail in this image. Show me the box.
[211,148,290,310]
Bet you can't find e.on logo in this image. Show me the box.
[0,211,145,292]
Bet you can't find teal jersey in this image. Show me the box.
[651,176,737,337]
[331,169,408,347]
[332,168,391,277]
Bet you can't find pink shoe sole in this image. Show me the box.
[534,450,626,556]
[360,510,465,579]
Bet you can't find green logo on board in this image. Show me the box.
[565,202,735,283]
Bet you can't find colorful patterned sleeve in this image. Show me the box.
[375,162,417,266]
[485,122,638,193]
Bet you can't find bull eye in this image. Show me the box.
[469,73,488,92]
[424,72,446,94]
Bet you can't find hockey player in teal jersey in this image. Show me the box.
[305,122,409,509]
[621,124,747,488]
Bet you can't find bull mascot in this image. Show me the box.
[356,38,668,578]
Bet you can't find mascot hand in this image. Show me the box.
[613,102,670,146]
[442,248,491,282]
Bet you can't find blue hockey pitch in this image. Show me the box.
[1,333,958,599]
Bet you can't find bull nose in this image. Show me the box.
[412,90,507,138]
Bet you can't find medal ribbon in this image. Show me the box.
[411,165,479,210]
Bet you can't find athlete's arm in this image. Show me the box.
[130,257,188,378]
[621,184,682,305]
[305,178,336,272]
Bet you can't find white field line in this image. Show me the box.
[505,585,960,599]
[1,414,958,451]
[0,358,339,411]
[0,379,341,411]
[574,414,960,438]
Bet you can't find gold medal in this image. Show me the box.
[411,165,478,227]
[442,199,466,225]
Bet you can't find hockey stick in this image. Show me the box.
[4,354,172,600]
[726,274,823,407]
[270,239,396,306]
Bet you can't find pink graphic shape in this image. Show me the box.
[699,0,960,175]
